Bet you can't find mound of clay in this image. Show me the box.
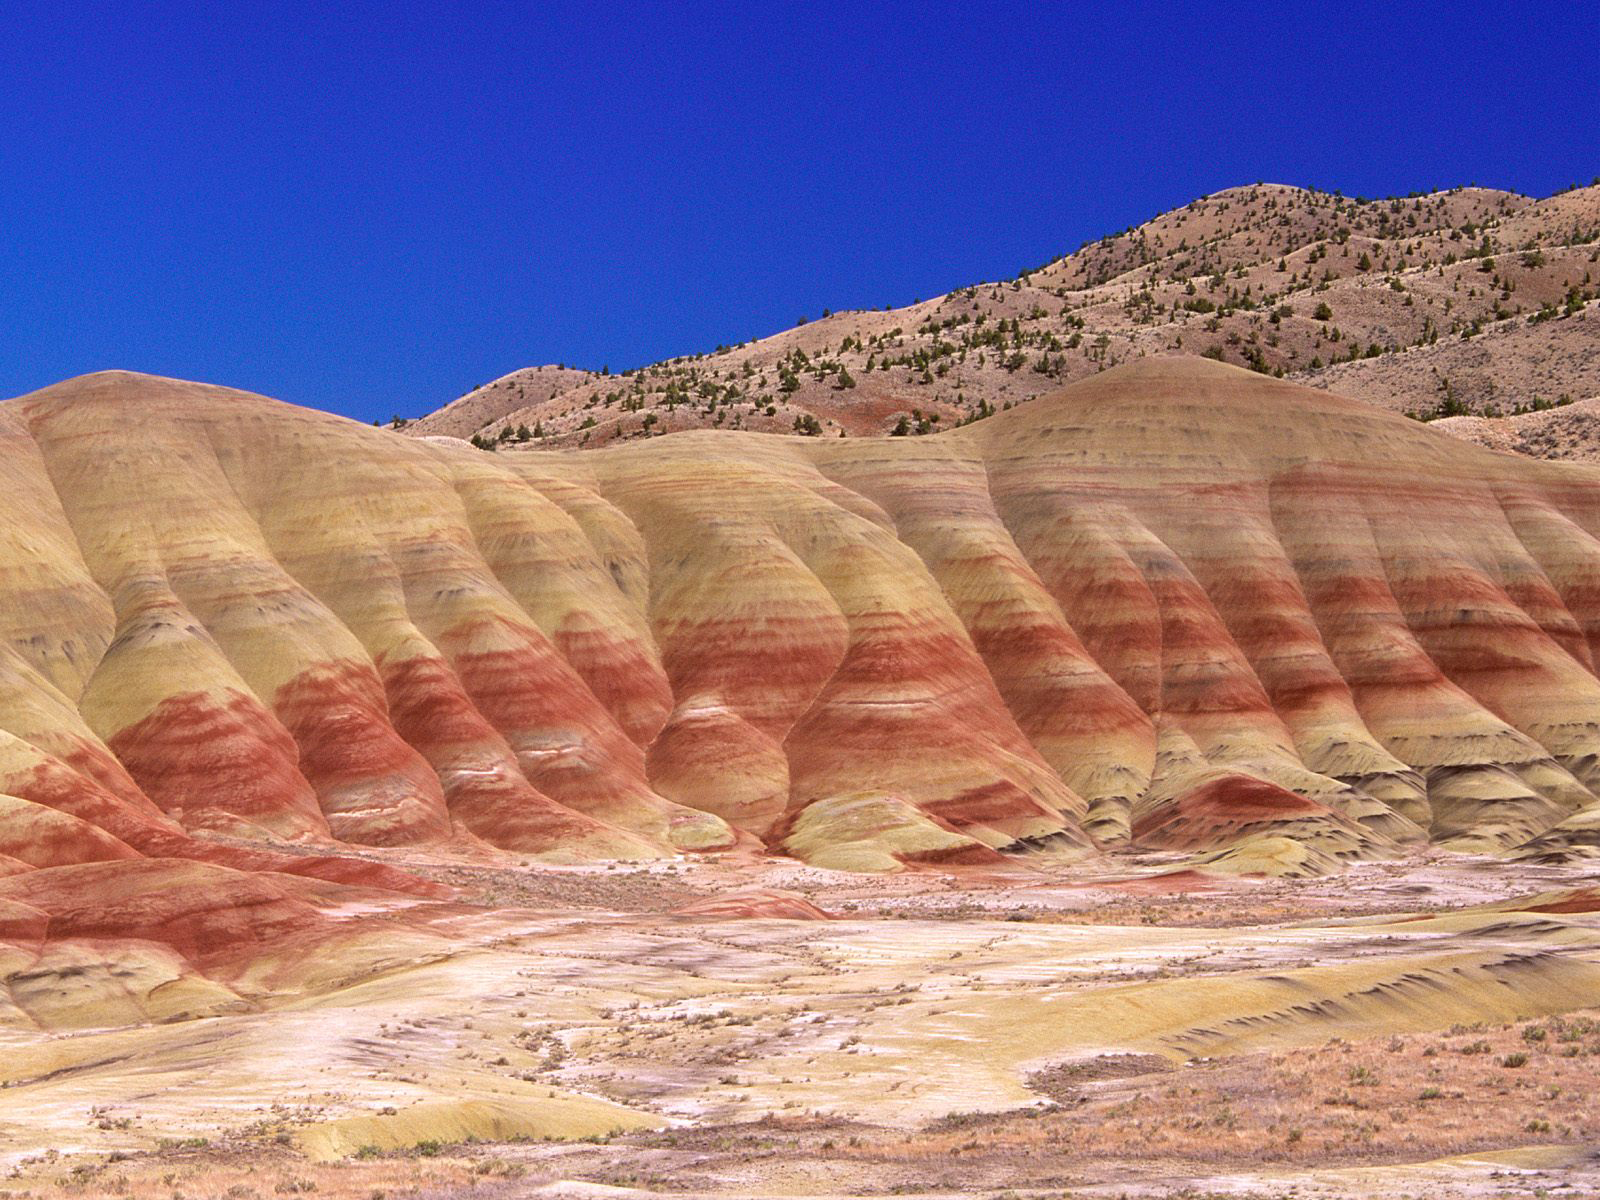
[780,793,1012,873]
[2,356,1600,908]
[294,1094,664,1162]
[1185,833,1347,879]
[670,889,834,921]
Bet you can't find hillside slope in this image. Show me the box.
[6,359,1600,862]
[6,357,1600,1023]
[1435,393,1600,462]
[409,182,1600,449]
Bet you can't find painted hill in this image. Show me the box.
[6,357,1600,871]
[406,182,1600,449]
[5,356,1600,1029]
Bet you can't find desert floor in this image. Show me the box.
[3,848,1598,1199]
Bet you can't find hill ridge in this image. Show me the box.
[2,359,1600,1052]
[400,180,1600,454]
[1,360,1598,871]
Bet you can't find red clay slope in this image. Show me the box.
[2,357,1600,897]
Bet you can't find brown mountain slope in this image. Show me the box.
[1435,392,1600,461]
[1306,302,1598,417]
[408,181,1600,449]
[404,364,596,437]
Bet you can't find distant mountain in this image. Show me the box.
[405,181,1600,451]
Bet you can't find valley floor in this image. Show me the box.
[3,849,1599,1199]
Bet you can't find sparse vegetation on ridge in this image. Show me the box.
[401,181,1600,452]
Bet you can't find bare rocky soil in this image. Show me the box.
[6,849,1599,1200]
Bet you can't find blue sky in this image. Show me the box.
[3,1,1596,423]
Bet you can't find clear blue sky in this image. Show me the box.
[4,1,1596,423]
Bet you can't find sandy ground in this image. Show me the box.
[3,849,1599,1199]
